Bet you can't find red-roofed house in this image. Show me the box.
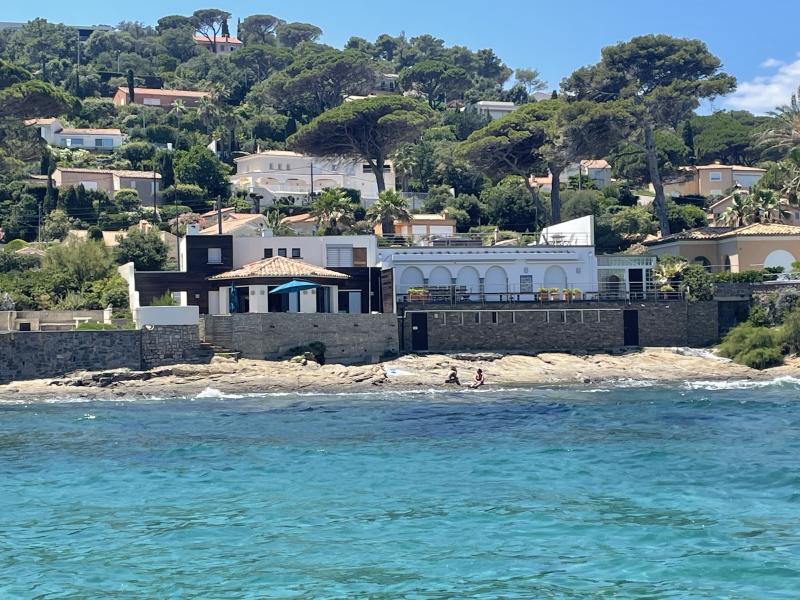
[113,87,211,108]
[26,118,124,151]
[193,34,243,54]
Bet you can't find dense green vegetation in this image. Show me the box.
[0,10,799,265]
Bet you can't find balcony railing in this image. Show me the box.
[397,283,683,306]
[379,231,593,248]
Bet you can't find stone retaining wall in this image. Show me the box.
[0,325,202,384]
[202,313,399,364]
[401,301,720,353]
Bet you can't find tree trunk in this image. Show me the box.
[644,124,671,237]
[372,156,386,193]
[523,178,544,230]
[548,163,562,224]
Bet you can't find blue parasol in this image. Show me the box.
[269,280,321,294]
[228,286,239,313]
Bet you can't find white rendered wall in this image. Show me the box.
[134,305,199,328]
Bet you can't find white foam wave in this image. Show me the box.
[684,376,800,391]
[194,387,245,399]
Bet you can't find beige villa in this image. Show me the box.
[659,164,766,198]
[643,223,800,272]
[113,87,210,108]
[708,193,800,226]
[52,167,162,204]
[374,214,457,238]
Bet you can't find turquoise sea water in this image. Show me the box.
[2,381,800,598]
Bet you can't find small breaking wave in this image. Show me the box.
[684,376,800,391]
[194,387,246,399]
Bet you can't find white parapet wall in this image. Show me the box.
[133,306,199,329]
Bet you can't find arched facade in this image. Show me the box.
[398,267,424,292]
[543,265,568,289]
[484,266,508,294]
[723,256,732,272]
[764,249,796,272]
[428,266,453,287]
[315,178,338,190]
[693,256,711,269]
[456,266,481,296]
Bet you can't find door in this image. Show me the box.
[623,310,639,346]
[629,269,644,299]
[411,313,428,351]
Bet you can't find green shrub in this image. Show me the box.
[748,304,770,327]
[735,347,784,370]
[3,239,28,253]
[287,341,326,364]
[151,291,177,306]
[718,322,784,369]
[780,307,800,355]
[712,271,765,283]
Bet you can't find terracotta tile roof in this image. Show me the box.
[56,167,161,179]
[200,206,236,217]
[193,34,243,45]
[200,214,266,235]
[209,256,350,281]
[280,212,315,224]
[118,87,211,98]
[727,223,800,236]
[59,127,122,136]
[695,164,766,172]
[644,223,800,245]
[581,159,610,169]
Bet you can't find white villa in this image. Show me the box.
[26,118,125,151]
[231,150,396,209]
[472,101,517,120]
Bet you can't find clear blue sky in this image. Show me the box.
[7,0,800,113]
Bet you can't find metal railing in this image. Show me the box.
[397,284,684,306]
[379,231,592,248]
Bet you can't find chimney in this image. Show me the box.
[186,223,200,236]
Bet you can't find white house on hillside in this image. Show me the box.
[26,118,125,151]
[472,101,517,120]
[230,150,396,209]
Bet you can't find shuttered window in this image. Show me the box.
[352,247,367,267]
[326,246,353,267]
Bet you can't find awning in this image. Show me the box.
[269,280,321,294]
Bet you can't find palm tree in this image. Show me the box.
[263,209,294,236]
[310,189,355,235]
[366,190,411,235]
[752,189,789,223]
[653,257,687,292]
[721,193,755,227]
[759,86,800,152]
[196,96,220,131]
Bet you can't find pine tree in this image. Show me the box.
[682,120,696,164]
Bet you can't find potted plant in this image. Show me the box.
[538,287,550,302]
[571,288,583,301]
[407,288,429,302]
[549,288,561,302]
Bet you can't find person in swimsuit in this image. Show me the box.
[470,368,484,389]
[445,367,460,385]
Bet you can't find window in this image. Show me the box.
[353,247,367,267]
[519,275,533,294]
[709,171,722,181]
[95,138,113,148]
[143,97,161,106]
[291,248,301,258]
[263,248,273,259]
[278,248,287,257]
[491,312,498,324]
[269,163,274,170]
[326,246,354,267]
[65,137,84,147]
[207,248,222,264]
[80,181,98,191]
[363,164,392,173]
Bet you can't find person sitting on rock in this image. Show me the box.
[445,367,460,385]
[469,369,485,389]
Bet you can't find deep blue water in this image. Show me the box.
[2,381,800,598]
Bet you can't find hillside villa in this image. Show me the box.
[25,118,124,151]
[531,159,613,190]
[643,223,800,272]
[230,150,396,209]
[472,101,517,120]
[707,192,800,226]
[52,167,162,204]
[659,164,767,198]
[193,34,243,53]
[374,213,457,239]
[113,87,211,108]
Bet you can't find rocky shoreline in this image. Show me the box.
[1,347,798,403]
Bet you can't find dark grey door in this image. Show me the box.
[411,313,428,351]
[623,310,639,346]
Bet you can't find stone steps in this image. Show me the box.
[198,342,241,361]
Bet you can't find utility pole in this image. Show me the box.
[217,196,223,235]
[37,202,42,243]
[152,169,158,224]
[309,161,314,198]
